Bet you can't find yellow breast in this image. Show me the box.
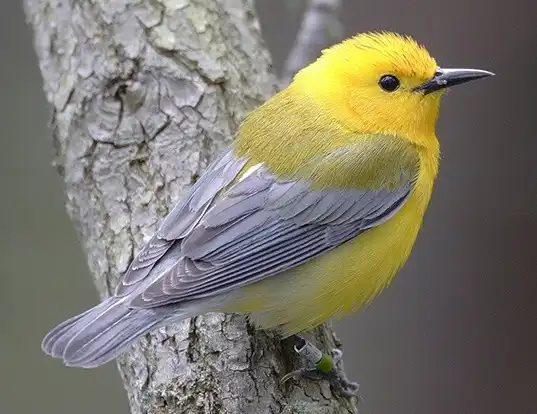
[226,86,439,334]
[223,153,437,336]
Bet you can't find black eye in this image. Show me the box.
[379,74,400,92]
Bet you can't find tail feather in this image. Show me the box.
[42,306,96,357]
[62,299,135,360]
[42,298,165,368]
[68,314,162,368]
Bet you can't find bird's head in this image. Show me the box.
[293,32,493,147]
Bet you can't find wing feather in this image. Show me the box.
[128,159,414,308]
[112,137,418,309]
[114,151,247,296]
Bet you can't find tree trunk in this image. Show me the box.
[23,0,356,412]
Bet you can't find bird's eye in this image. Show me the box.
[379,75,400,92]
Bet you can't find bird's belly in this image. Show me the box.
[222,193,425,335]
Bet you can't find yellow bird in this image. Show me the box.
[42,32,492,393]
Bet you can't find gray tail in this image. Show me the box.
[42,298,165,368]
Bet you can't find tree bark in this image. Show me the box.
[23,0,356,412]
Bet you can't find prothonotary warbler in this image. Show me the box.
[42,31,493,394]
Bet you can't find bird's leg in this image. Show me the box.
[281,334,360,398]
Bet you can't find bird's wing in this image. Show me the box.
[118,136,418,308]
[114,150,248,297]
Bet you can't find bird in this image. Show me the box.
[42,31,493,394]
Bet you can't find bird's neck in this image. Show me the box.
[234,87,440,194]
[289,73,441,151]
[286,80,441,191]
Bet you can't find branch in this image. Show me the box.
[23,0,356,412]
[281,0,343,86]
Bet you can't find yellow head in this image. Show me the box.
[293,32,493,147]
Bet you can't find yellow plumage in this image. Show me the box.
[226,32,441,335]
[229,191,426,334]
[42,31,493,369]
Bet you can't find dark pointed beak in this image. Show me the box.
[414,68,494,95]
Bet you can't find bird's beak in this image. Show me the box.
[414,68,494,95]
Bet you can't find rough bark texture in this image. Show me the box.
[23,0,357,413]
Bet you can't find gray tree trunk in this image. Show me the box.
[23,0,356,412]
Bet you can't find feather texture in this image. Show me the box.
[43,139,417,366]
[41,31,449,367]
[127,142,414,308]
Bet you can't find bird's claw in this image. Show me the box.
[282,346,360,398]
[281,366,324,382]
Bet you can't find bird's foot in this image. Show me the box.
[282,337,360,398]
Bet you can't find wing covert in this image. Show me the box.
[114,150,247,297]
[128,140,417,308]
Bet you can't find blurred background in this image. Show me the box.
[1,0,535,413]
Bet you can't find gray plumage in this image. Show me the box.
[42,147,414,368]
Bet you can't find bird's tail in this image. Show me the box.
[42,298,168,368]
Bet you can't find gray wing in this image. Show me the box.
[126,153,414,308]
[115,150,248,297]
